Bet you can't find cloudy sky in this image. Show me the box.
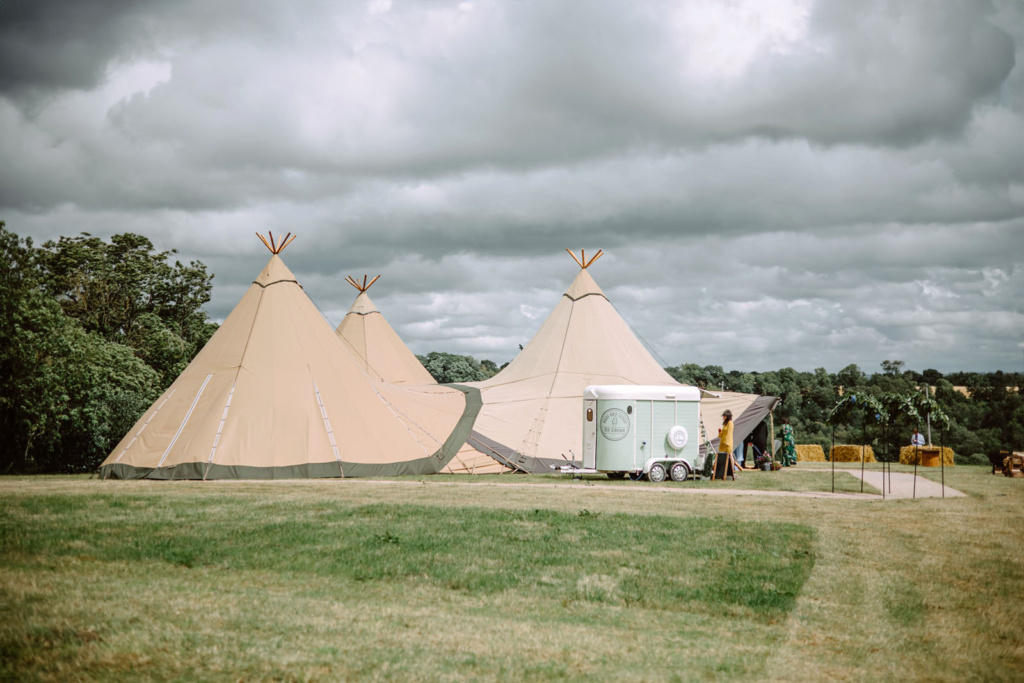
[2,0,1022,373]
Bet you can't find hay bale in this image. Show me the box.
[796,444,826,462]
[899,446,954,466]
[1003,453,1024,477]
[829,445,876,463]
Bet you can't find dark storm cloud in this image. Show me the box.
[2,0,1022,371]
[4,0,1016,212]
[0,0,153,95]
[740,0,1016,146]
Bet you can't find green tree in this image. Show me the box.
[0,224,218,473]
[880,359,905,377]
[479,359,501,379]
[36,232,217,385]
[0,225,162,473]
[417,351,491,384]
[665,364,726,390]
[836,364,866,391]
[726,370,756,394]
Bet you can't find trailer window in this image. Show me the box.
[586,409,593,422]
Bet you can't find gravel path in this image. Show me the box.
[842,468,965,499]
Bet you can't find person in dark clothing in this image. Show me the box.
[743,420,770,468]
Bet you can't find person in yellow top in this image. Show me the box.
[718,410,734,455]
[713,410,738,479]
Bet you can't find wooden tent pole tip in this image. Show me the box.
[566,248,584,269]
[567,248,602,269]
[256,233,274,253]
[256,232,296,254]
[345,274,380,292]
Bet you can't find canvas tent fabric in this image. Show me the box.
[441,441,515,474]
[332,280,513,475]
[439,420,521,474]
[702,393,780,456]
[462,262,777,473]
[335,288,437,386]
[100,254,480,480]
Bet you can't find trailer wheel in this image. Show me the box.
[648,463,667,483]
[670,462,690,482]
[606,472,625,480]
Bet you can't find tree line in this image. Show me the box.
[663,361,1023,463]
[2,225,1020,473]
[414,357,1023,465]
[1,224,217,474]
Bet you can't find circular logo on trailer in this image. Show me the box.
[599,409,630,441]
[667,425,688,450]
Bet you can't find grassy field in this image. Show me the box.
[1,465,1022,681]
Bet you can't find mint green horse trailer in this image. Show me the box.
[582,385,702,482]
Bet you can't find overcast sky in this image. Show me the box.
[2,0,1022,373]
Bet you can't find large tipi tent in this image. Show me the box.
[463,250,776,473]
[334,275,508,474]
[100,234,479,480]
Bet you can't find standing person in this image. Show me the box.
[781,419,797,467]
[718,410,734,457]
[911,428,925,447]
[714,410,736,480]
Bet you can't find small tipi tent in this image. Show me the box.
[334,274,511,475]
[100,234,479,480]
[335,275,436,386]
[463,250,776,473]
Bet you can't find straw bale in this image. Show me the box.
[899,446,954,466]
[796,444,826,462]
[1004,453,1024,477]
[829,445,876,463]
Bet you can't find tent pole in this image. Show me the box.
[881,421,886,500]
[566,248,584,269]
[941,426,945,498]
[925,385,932,445]
[831,424,835,494]
[860,417,865,494]
[913,441,918,499]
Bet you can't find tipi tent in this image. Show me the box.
[100,234,479,480]
[335,275,436,386]
[334,274,509,474]
[463,250,776,473]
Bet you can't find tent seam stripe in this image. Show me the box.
[113,390,176,464]
[158,373,212,467]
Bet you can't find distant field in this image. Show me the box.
[1,465,1022,681]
